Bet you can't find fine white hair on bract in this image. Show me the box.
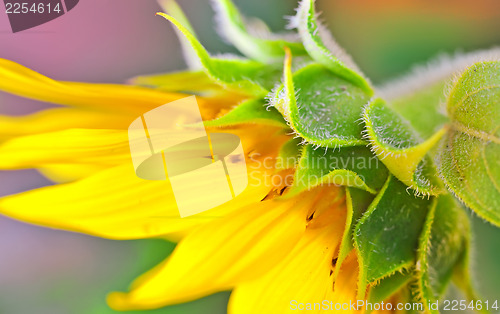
[376,47,500,101]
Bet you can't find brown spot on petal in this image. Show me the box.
[331,257,338,267]
[306,211,315,222]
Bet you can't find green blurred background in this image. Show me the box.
[0,0,499,313]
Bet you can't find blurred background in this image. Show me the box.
[0,0,499,313]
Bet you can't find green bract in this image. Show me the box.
[333,187,374,282]
[439,61,500,226]
[388,81,448,140]
[363,98,445,196]
[416,194,469,312]
[157,12,280,97]
[275,137,302,170]
[151,0,499,309]
[288,144,387,196]
[368,271,412,304]
[158,0,202,70]
[204,99,287,128]
[272,60,370,148]
[354,176,431,299]
[293,0,373,94]
[212,0,308,63]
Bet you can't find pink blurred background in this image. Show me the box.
[0,1,184,313]
[1,0,500,313]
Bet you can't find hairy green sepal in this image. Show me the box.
[363,98,445,196]
[204,99,287,128]
[354,176,431,299]
[273,58,371,148]
[212,0,308,63]
[157,13,280,97]
[439,61,500,226]
[288,144,388,197]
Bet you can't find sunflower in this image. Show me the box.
[1,0,499,313]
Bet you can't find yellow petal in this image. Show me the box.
[130,70,223,93]
[0,58,184,114]
[0,121,285,180]
[107,190,328,310]
[0,108,134,141]
[38,163,110,183]
[0,162,268,240]
[67,82,241,121]
[0,58,243,123]
[228,197,346,314]
[324,252,359,306]
[0,129,130,169]
[325,253,397,313]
